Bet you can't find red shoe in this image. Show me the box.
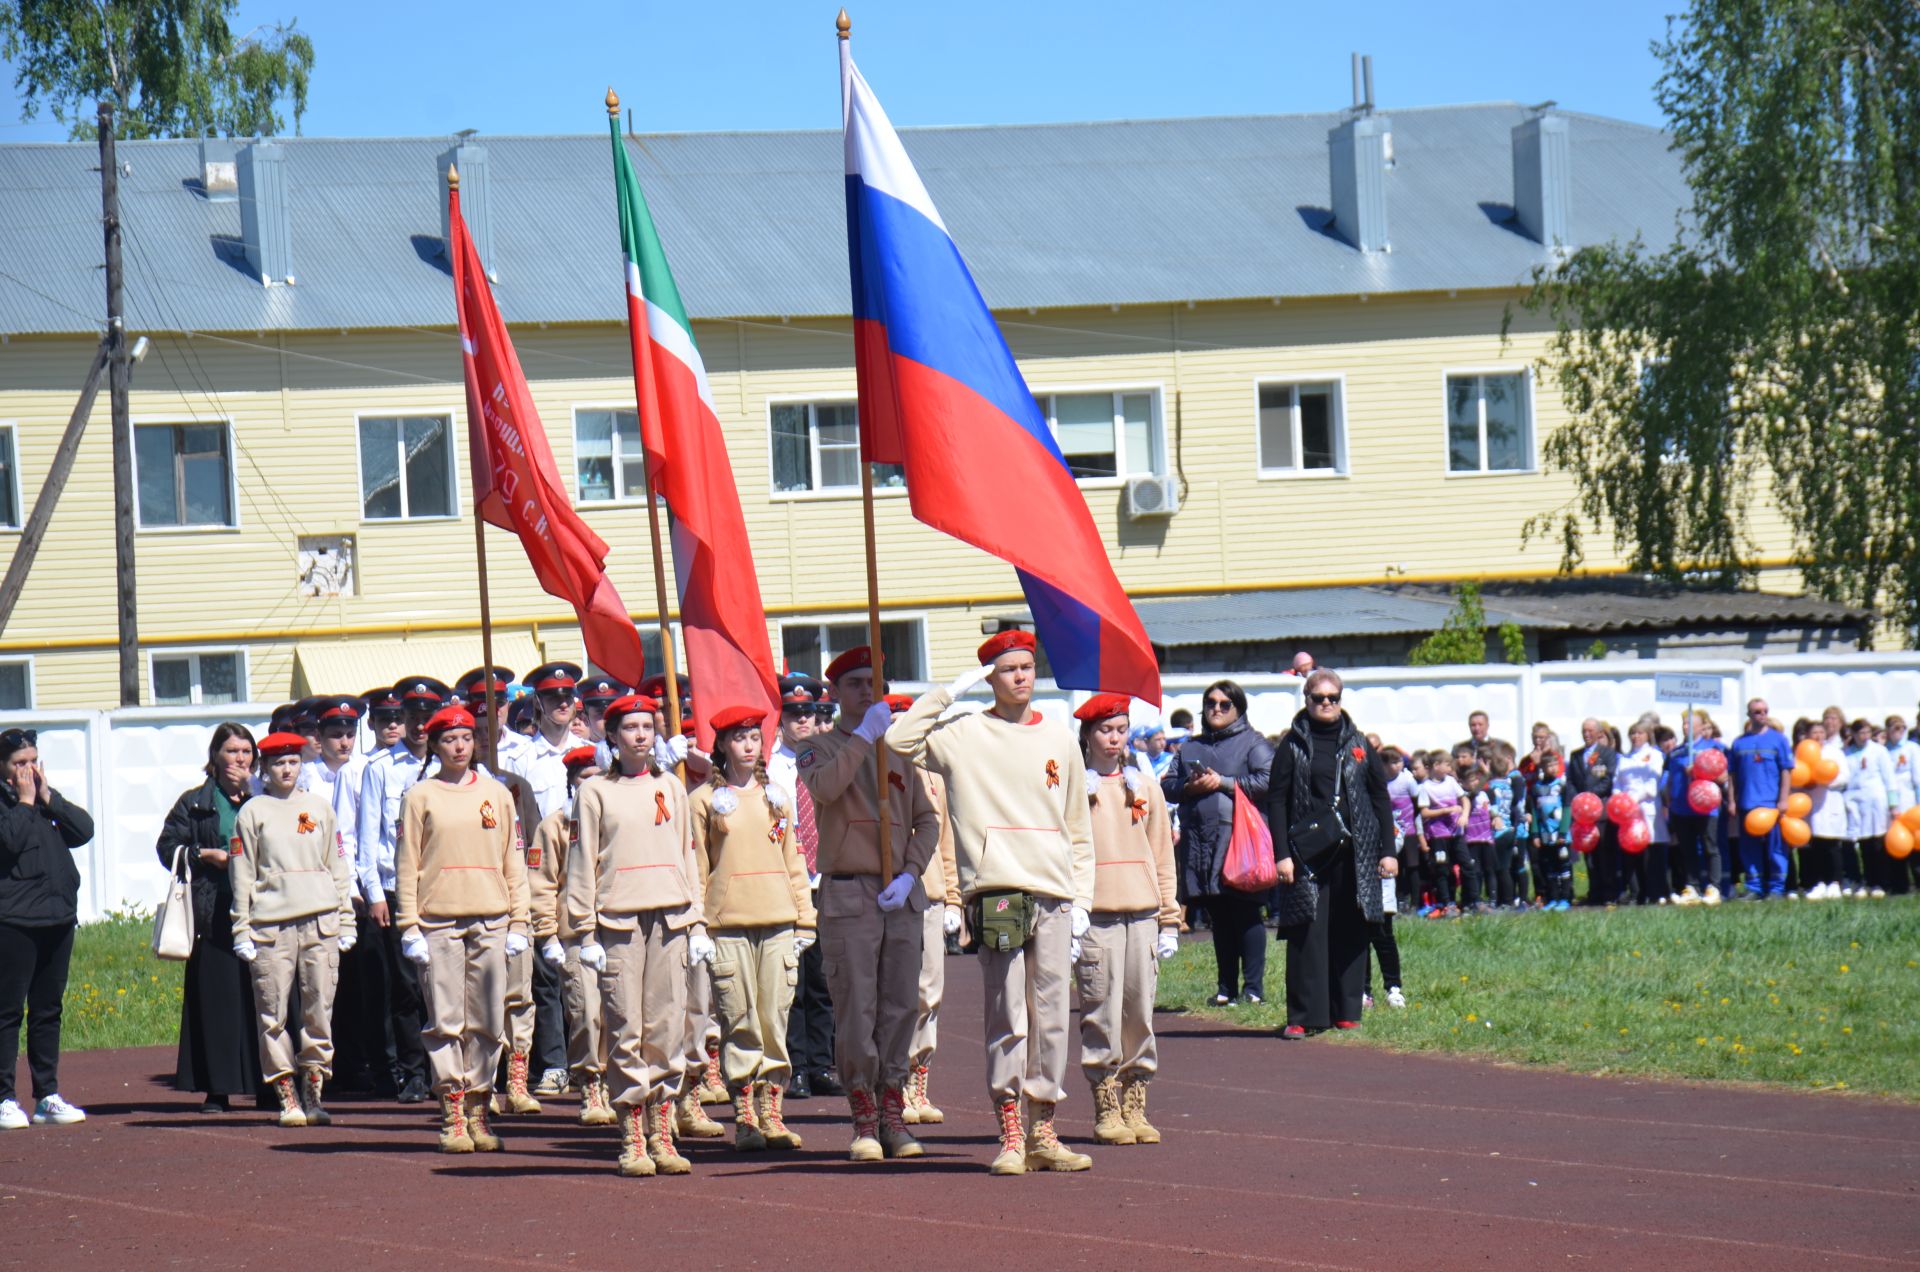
[1279,1025,1307,1040]
[1334,1020,1361,1030]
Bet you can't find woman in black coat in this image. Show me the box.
[157,723,260,1111]
[1164,680,1275,1004]
[1265,671,1397,1037]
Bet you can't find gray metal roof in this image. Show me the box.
[1385,580,1875,633]
[0,104,1688,337]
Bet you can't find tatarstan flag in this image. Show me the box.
[608,107,779,747]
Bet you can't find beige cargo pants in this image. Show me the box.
[249,912,341,1081]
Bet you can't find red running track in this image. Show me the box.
[4,952,1918,1271]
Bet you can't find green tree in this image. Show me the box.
[1409,581,1491,666]
[1517,0,1919,645]
[1,0,313,139]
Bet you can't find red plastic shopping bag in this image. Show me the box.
[1223,785,1279,892]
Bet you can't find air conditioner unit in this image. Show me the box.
[1125,475,1179,519]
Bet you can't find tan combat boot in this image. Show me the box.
[730,1085,767,1152]
[697,1042,729,1103]
[878,1087,925,1159]
[1024,1100,1091,1172]
[579,1076,618,1127]
[757,1080,803,1151]
[647,1099,692,1174]
[1091,1075,1134,1145]
[846,1088,883,1162]
[299,1069,331,1128]
[905,1063,943,1124]
[674,1086,724,1138]
[464,1091,503,1152]
[437,1089,474,1154]
[504,1050,542,1115]
[616,1103,656,1177]
[988,1099,1025,1176]
[1121,1075,1161,1145]
[272,1075,307,1128]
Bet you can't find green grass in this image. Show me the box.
[1157,896,1920,1101]
[61,912,183,1051]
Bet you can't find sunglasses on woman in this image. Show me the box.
[0,727,36,750]
[1307,693,1341,706]
[1204,699,1233,711]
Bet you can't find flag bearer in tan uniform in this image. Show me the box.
[690,704,817,1153]
[395,707,530,1154]
[1073,694,1180,1146]
[568,695,711,1177]
[798,652,941,1161]
[529,745,617,1126]
[231,731,355,1128]
[894,694,961,1127]
[887,631,1096,1175]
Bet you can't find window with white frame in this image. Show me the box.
[1035,390,1160,481]
[780,618,925,683]
[1446,373,1532,473]
[586,623,685,684]
[359,415,456,519]
[575,408,650,503]
[1257,381,1343,473]
[134,422,234,527]
[0,659,30,710]
[770,401,904,494]
[151,650,246,705]
[0,426,18,528]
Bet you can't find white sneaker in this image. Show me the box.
[1703,886,1722,906]
[534,1067,569,1097]
[1677,886,1700,906]
[0,1099,26,1130]
[1869,887,1887,899]
[31,1095,84,1125]
[1386,987,1407,1009]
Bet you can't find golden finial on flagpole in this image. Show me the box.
[836,8,850,39]
[606,87,620,116]
[447,163,460,189]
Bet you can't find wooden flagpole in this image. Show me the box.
[842,10,894,881]
[455,163,499,774]
[609,89,686,779]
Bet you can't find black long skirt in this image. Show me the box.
[173,908,260,1097]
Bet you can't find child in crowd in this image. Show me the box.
[1417,752,1465,917]
[1529,752,1573,910]
[1458,765,1494,913]
[1486,746,1527,908]
[1381,747,1422,913]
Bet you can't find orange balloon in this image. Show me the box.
[1789,762,1813,787]
[1813,758,1841,784]
[1744,807,1779,836]
[1888,822,1916,861]
[1900,805,1920,834]
[1784,792,1813,819]
[1780,816,1811,848]
[1795,739,1824,767]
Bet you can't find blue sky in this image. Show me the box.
[1,1,1681,142]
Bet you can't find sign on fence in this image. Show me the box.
[1654,673,1728,707]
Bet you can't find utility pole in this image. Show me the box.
[99,100,139,706]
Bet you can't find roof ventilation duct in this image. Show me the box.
[198,138,237,202]
[237,141,293,285]
[439,133,498,282]
[1512,108,1572,250]
[1327,54,1391,253]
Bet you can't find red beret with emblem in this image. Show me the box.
[977,629,1037,665]
[257,731,309,759]
[562,745,599,771]
[883,694,914,713]
[823,646,872,684]
[602,694,660,732]
[708,704,765,735]
[1072,693,1132,723]
[425,706,476,737]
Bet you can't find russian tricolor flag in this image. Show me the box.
[840,38,1161,703]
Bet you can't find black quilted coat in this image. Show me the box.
[1264,709,1394,927]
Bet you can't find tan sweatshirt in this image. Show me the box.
[797,726,941,879]
[230,790,353,942]
[526,809,575,940]
[1088,769,1180,925]
[567,771,702,938]
[395,772,529,934]
[689,782,817,932]
[885,687,1096,908]
[921,771,961,908]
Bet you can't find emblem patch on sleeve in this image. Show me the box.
[526,844,543,869]
[480,800,498,829]
[229,834,244,858]
[798,748,817,770]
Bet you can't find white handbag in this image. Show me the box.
[151,843,196,961]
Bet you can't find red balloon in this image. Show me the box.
[1572,822,1601,854]
[1571,792,1603,825]
[1687,779,1723,814]
[1606,791,1640,825]
[1618,817,1651,854]
[1691,748,1727,781]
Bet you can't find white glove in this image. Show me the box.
[946,664,995,697]
[505,931,529,958]
[1070,937,1084,963]
[1070,906,1091,940]
[876,871,915,911]
[579,940,607,973]
[1155,930,1180,961]
[688,931,716,965]
[541,936,565,966]
[336,931,356,954]
[943,905,963,936]
[794,932,816,954]
[854,702,893,744]
[656,734,692,768]
[232,937,257,963]
[401,929,430,966]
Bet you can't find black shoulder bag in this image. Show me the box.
[1288,746,1350,863]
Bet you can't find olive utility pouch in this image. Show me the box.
[969,889,1036,953]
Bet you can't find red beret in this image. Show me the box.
[425,706,476,736]
[562,745,599,771]
[708,704,765,735]
[824,646,872,684]
[257,731,309,759]
[1073,693,1132,723]
[883,694,914,713]
[602,694,659,730]
[978,629,1038,665]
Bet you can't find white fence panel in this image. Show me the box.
[1533,659,1748,751]
[1757,653,1920,726]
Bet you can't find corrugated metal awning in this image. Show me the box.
[293,633,545,696]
